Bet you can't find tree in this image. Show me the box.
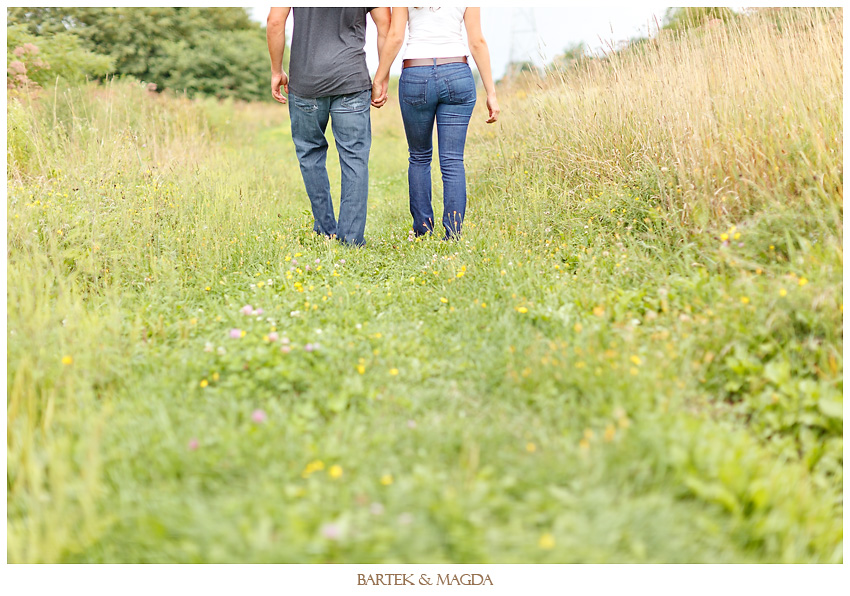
[6,7,277,101]
[551,42,588,71]
[662,7,738,31]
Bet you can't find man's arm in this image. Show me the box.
[369,8,392,107]
[267,7,291,104]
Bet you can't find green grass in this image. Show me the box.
[6,10,843,563]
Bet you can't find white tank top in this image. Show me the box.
[403,7,468,60]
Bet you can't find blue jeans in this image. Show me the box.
[399,62,476,239]
[289,89,371,246]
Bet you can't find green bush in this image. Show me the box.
[6,23,112,89]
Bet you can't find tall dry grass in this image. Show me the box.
[487,8,842,231]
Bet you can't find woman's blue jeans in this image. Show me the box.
[399,62,476,239]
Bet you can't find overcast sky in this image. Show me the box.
[251,6,683,79]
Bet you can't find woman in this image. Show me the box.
[372,7,500,240]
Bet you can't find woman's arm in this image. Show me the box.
[371,7,408,107]
[464,7,500,123]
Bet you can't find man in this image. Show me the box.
[267,7,391,246]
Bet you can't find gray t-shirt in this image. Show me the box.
[288,7,375,99]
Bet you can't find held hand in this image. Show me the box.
[371,78,388,108]
[485,94,500,124]
[271,72,289,104]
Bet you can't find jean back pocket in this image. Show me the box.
[401,79,428,107]
[445,71,476,104]
[292,95,319,113]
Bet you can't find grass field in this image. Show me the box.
[6,8,843,562]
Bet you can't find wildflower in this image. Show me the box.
[188,438,199,451]
[190,318,198,325]
[304,343,319,352]
[205,286,211,291]
[720,233,729,241]
[204,342,213,353]
[515,306,528,314]
[779,288,787,297]
[229,328,242,339]
[440,297,448,303]
[630,355,642,366]
[320,523,341,541]
[370,503,385,515]
[741,297,750,304]
[798,277,808,286]
[200,379,208,388]
[398,513,413,525]
[329,465,343,479]
[630,367,639,376]
[61,355,73,365]
[389,368,399,376]
[573,322,583,333]
[302,460,325,477]
[212,372,219,382]
[254,308,264,316]
[268,332,279,342]
[526,442,537,453]
[240,304,253,315]
[380,474,394,486]
[579,438,590,451]
[251,409,267,424]
[604,424,616,442]
[539,533,555,550]
[217,346,227,356]
[593,305,605,317]
[584,429,595,440]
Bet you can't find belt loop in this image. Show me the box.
[433,58,437,67]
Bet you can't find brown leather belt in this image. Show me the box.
[402,56,467,69]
